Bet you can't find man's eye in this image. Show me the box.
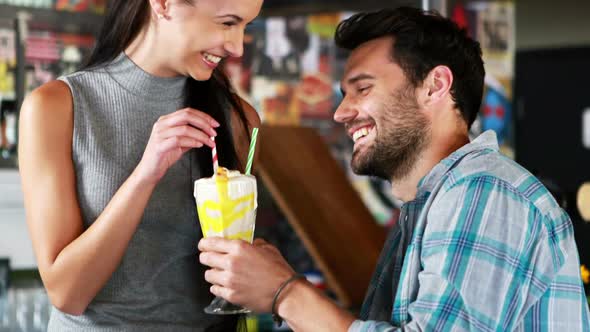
[358,86,371,94]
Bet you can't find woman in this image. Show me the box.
[18,0,262,330]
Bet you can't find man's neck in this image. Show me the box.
[391,131,469,202]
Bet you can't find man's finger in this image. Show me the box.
[198,237,234,253]
[253,238,269,246]
[210,285,237,304]
[204,268,227,286]
[199,252,229,270]
[253,238,280,254]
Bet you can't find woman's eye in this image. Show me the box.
[223,21,237,27]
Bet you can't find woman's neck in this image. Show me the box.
[125,25,179,78]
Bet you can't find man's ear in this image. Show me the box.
[421,65,453,107]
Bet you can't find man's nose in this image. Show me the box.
[334,98,358,124]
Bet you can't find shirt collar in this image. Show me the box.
[105,52,187,102]
[416,130,500,196]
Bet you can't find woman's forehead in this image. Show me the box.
[193,0,262,20]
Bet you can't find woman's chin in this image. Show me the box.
[184,65,214,81]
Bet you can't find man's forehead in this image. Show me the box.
[343,36,396,82]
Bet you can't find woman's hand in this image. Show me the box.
[198,238,296,313]
[136,107,219,184]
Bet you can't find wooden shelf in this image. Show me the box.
[261,0,420,16]
[0,4,103,35]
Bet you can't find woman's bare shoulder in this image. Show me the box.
[20,80,73,120]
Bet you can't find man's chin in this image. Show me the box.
[352,148,372,172]
[352,159,378,177]
[351,164,367,176]
[351,155,392,180]
[350,155,364,173]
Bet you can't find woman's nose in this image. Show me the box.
[224,30,244,58]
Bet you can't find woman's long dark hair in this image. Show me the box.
[84,0,251,177]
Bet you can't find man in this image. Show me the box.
[199,7,590,331]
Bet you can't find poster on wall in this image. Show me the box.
[24,31,61,95]
[0,0,52,8]
[250,16,303,125]
[0,27,95,169]
[473,1,515,83]
[25,30,95,96]
[297,14,339,121]
[0,20,17,167]
[248,14,344,127]
[0,21,16,101]
[459,1,515,157]
[54,0,106,14]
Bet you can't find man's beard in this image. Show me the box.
[351,86,430,181]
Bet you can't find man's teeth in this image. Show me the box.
[204,53,221,64]
[352,127,373,143]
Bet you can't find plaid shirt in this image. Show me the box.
[350,131,590,332]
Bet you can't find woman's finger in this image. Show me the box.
[158,107,219,126]
[156,136,204,156]
[181,107,220,127]
[158,126,215,148]
[159,109,219,137]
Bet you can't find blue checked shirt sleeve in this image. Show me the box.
[349,175,567,332]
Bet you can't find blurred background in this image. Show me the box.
[0,0,589,331]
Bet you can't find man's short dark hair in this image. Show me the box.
[335,7,485,128]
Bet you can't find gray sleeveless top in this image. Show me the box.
[49,53,235,331]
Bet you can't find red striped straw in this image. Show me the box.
[211,136,218,174]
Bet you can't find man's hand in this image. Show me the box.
[198,237,296,313]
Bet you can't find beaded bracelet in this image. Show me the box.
[271,273,306,326]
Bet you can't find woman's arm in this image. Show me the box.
[19,80,218,315]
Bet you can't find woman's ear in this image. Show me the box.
[149,0,169,19]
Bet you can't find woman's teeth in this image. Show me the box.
[352,127,374,143]
[204,53,221,64]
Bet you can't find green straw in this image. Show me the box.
[245,128,259,175]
